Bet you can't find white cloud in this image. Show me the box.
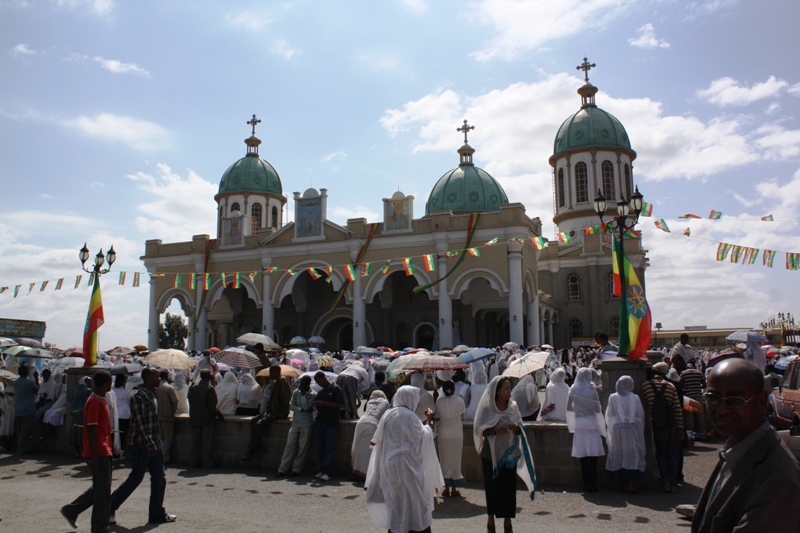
[753,125,800,160]
[468,0,633,61]
[227,11,272,31]
[127,164,218,242]
[9,43,36,57]
[788,83,800,97]
[94,56,150,77]
[89,181,104,189]
[56,0,113,17]
[271,38,297,59]
[697,76,788,106]
[63,52,88,62]
[628,23,670,49]
[321,151,347,163]
[397,0,427,15]
[64,113,171,151]
[684,0,738,19]
[40,193,52,200]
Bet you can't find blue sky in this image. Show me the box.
[1,0,799,348]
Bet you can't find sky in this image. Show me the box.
[1,0,799,348]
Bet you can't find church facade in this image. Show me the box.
[142,67,647,352]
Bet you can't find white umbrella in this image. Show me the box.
[502,341,519,350]
[109,346,137,356]
[502,351,550,378]
[0,337,18,347]
[236,333,280,349]
[146,349,197,370]
[726,330,769,343]
[290,336,307,345]
[308,335,325,344]
[16,348,56,359]
[458,347,495,364]
[285,348,310,362]
[48,356,86,370]
[354,346,381,355]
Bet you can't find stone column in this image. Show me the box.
[547,319,554,346]
[148,276,159,350]
[352,273,367,348]
[437,253,453,349]
[527,293,540,345]
[261,270,274,342]
[195,282,208,352]
[540,317,545,346]
[507,241,524,345]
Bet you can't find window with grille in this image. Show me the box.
[608,272,618,299]
[271,206,278,228]
[230,202,241,214]
[557,168,566,207]
[567,273,581,301]
[601,160,615,200]
[624,164,632,199]
[575,162,588,203]
[569,319,583,339]
[251,203,262,234]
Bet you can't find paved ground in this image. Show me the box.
[0,440,720,533]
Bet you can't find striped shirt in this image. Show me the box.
[128,386,161,451]
[680,368,705,400]
[641,376,683,432]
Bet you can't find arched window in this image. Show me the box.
[251,203,262,234]
[624,164,632,199]
[567,273,581,301]
[607,272,618,299]
[271,206,278,229]
[230,202,241,214]
[575,162,588,203]
[557,168,566,207]
[609,316,620,337]
[601,160,615,200]
[569,318,583,339]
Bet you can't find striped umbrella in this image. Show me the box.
[216,347,263,369]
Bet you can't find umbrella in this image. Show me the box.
[502,341,519,350]
[109,363,144,375]
[3,346,32,356]
[134,344,148,352]
[353,346,381,355]
[386,354,419,382]
[375,346,393,353]
[208,347,221,353]
[16,348,56,359]
[726,330,769,343]
[0,337,18,347]
[16,338,44,348]
[285,349,309,361]
[146,349,197,370]
[289,336,307,346]
[316,355,337,368]
[216,347,262,369]
[762,345,780,357]
[402,355,469,372]
[502,351,550,378]
[775,355,798,372]
[109,346,137,357]
[0,369,18,382]
[458,347,495,364]
[48,356,86,370]
[257,365,301,378]
[236,333,280,349]
[308,335,325,344]
[451,344,471,354]
[707,350,744,370]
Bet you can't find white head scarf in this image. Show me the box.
[604,375,646,473]
[236,373,262,409]
[566,368,606,437]
[215,372,240,416]
[360,390,390,426]
[409,372,425,388]
[542,368,569,421]
[511,374,540,418]
[173,372,187,391]
[470,362,487,385]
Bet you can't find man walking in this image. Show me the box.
[188,369,221,468]
[13,364,39,454]
[313,372,344,481]
[641,362,684,492]
[60,370,113,533]
[242,364,290,461]
[276,375,317,477]
[155,370,178,464]
[109,368,176,525]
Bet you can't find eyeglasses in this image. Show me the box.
[703,392,758,408]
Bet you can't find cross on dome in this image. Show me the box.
[576,57,596,83]
[247,114,262,135]
[457,120,474,145]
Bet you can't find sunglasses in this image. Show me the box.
[703,392,758,408]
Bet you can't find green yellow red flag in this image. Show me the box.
[82,273,104,366]
[612,237,651,360]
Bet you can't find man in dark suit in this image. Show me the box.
[188,369,222,469]
[692,359,800,532]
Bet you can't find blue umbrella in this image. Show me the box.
[458,347,495,364]
[774,355,798,372]
[726,330,769,343]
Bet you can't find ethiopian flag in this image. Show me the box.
[82,273,104,366]
[612,237,651,360]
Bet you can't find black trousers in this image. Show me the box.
[62,457,112,533]
[580,456,598,489]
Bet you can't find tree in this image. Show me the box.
[158,313,188,350]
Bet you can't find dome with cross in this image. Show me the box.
[425,120,508,216]
[218,114,283,196]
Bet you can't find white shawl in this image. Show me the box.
[511,374,540,418]
[604,376,646,472]
[541,368,569,421]
[566,368,606,437]
[215,372,239,416]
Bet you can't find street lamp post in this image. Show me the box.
[593,186,645,358]
[79,243,116,364]
[79,243,116,277]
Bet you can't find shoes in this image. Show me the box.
[108,512,116,524]
[487,525,496,533]
[670,485,679,493]
[504,524,513,533]
[149,514,177,524]
[60,507,78,529]
[319,474,331,481]
[288,471,300,477]
[450,488,461,497]
[275,471,286,478]
[662,485,672,492]
[315,472,323,478]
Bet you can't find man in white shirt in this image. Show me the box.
[670,334,693,373]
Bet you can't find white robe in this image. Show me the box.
[566,368,606,458]
[604,377,646,473]
[351,394,389,476]
[215,373,239,416]
[541,368,569,422]
[434,394,465,483]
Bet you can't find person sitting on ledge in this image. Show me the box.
[242,365,290,461]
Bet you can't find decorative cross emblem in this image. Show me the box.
[576,57,596,83]
[247,114,261,135]
[457,119,474,144]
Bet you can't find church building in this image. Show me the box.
[142,63,648,352]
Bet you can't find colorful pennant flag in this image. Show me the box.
[557,232,571,244]
[55,278,63,291]
[531,237,545,250]
[683,228,691,237]
[233,272,241,288]
[679,214,702,219]
[133,272,141,288]
[173,273,182,288]
[788,253,800,271]
[640,201,653,217]
[202,273,210,290]
[612,237,652,360]
[402,258,415,276]
[82,272,104,367]
[654,219,670,233]
[247,272,257,283]
[623,228,640,239]
[119,272,126,285]
[361,263,372,277]
[40,281,48,292]
[381,261,391,276]
[28,282,35,295]
[716,243,732,261]
[730,245,744,263]
[189,273,197,289]
[14,285,20,298]
[763,250,776,268]
[74,275,82,289]
[345,264,356,281]
[220,272,227,287]
[0,287,7,294]
[709,209,722,219]
[467,248,480,257]
[423,254,435,271]
[584,225,600,235]
[265,266,279,274]
[484,237,499,246]
[88,273,95,286]
[445,251,459,258]
[307,267,322,280]
[325,266,334,283]
[761,214,774,221]
[746,248,759,265]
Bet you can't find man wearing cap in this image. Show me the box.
[642,362,684,492]
[692,359,800,532]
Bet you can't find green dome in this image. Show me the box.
[218,154,282,196]
[553,106,632,156]
[426,165,508,215]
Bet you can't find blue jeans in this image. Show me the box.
[110,443,167,522]
[653,428,680,487]
[315,421,337,476]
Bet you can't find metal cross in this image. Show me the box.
[247,114,262,135]
[457,120,474,144]
[576,57,596,83]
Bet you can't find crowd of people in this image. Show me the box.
[1,331,799,533]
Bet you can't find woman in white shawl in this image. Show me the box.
[604,376,646,492]
[464,362,488,421]
[540,368,569,421]
[365,386,443,533]
[511,374,540,421]
[173,372,189,415]
[434,381,466,496]
[215,372,239,416]
[474,376,537,533]
[351,390,389,478]
[566,367,606,493]
[235,373,262,416]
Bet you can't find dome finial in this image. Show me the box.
[576,57,596,83]
[457,119,474,144]
[456,120,476,166]
[247,113,262,135]
[245,114,263,156]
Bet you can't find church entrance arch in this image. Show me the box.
[414,322,435,350]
